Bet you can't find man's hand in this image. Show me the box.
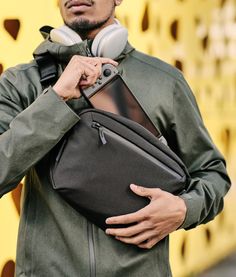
[53,56,118,101]
[105,184,187,249]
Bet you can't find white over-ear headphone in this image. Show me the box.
[50,20,128,59]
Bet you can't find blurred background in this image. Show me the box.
[0,0,236,276]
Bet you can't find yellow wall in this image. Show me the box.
[0,0,236,276]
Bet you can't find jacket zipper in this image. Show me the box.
[87,221,96,277]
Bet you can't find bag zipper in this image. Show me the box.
[91,122,107,145]
[87,221,96,277]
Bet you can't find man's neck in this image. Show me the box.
[78,29,98,40]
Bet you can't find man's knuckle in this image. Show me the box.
[95,59,102,64]
[90,73,97,79]
[142,219,149,227]
[73,55,81,61]
[77,68,83,75]
[144,241,154,249]
[142,213,151,222]
[149,217,156,225]
[146,243,153,249]
[131,238,139,245]
[140,244,149,249]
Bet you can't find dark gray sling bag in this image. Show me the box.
[49,108,189,231]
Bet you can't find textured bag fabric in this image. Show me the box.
[50,109,189,230]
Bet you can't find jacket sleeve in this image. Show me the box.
[0,68,81,197]
[170,75,231,230]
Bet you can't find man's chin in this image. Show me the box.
[66,17,110,33]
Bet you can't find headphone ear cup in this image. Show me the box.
[50,25,82,46]
[91,24,128,59]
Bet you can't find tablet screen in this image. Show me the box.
[87,75,159,137]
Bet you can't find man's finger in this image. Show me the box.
[130,184,161,199]
[115,230,158,246]
[80,56,118,66]
[106,221,152,237]
[99,57,118,66]
[138,237,160,249]
[79,62,101,85]
[106,209,146,225]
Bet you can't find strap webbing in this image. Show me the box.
[34,52,58,88]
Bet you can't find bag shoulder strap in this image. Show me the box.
[34,51,58,88]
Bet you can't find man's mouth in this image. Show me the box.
[65,0,93,9]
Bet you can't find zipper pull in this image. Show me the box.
[91,122,107,145]
[86,45,92,57]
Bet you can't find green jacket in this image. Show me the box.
[0,37,230,277]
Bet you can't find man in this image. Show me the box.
[0,0,230,276]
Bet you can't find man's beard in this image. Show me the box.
[64,1,115,37]
[66,17,110,34]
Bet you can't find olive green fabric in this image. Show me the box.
[0,37,230,277]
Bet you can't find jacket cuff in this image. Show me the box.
[178,192,202,230]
